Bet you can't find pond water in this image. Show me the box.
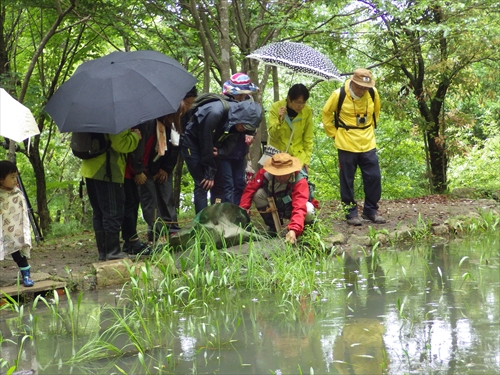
[1,231,499,374]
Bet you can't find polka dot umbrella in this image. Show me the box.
[247,41,343,82]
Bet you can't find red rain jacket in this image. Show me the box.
[239,168,309,236]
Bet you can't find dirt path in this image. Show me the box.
[1,195,498,289]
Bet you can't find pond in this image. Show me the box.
[1,231,499,374]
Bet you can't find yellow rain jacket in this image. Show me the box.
[267,99,313,165]
[322,80,381,152]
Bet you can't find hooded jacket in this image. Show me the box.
[81,130,140,183]
[267,99,314,166]
[183,100,262,180]
[322,79,381,152]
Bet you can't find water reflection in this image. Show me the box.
[383,240,500,374]
[1,232,498,374]
[333,253,388,374]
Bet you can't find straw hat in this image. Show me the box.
[352,68,375,88]
[263,153,302,176]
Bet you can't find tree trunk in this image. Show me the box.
[27,138,51,235]
[218,0,231,81]
[426,122,447,193]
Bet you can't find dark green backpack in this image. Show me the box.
[187,93,231,124]
[70,132,110,160]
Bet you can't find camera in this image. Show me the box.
[356,114,367,126]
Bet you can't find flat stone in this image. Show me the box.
[432,224,449,236]
[375,233,389,244]
[93,259,134,288]
[326,233,346,245]
[0,279,66,299]
[347,235,371,246]
[0,271,53,287]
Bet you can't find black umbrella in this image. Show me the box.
[247,41,342,82]
[45,50,197,134]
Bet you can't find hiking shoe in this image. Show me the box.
[362,213,386,224]
[346,217,362,226]
[124,240,152,255]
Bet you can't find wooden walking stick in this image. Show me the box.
[267,196,282,233]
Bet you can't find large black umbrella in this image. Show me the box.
[247,41,342,82]
[45,50,197,134]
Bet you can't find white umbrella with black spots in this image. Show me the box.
[247,41,343,82]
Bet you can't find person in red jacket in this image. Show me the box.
[239,153,315,244]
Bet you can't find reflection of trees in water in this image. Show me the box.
[421,243,459,373]
[253,295,323,374]
[333,253,389,375]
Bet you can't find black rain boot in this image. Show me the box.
[95,230,106,261]
[105,231,128,260]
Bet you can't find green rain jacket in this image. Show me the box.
[81,130,140,183]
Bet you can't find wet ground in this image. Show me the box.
[0,195,498,289]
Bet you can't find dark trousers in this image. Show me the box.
[139,173,179,241]
[121,178,140,242]
[181,146,208,214]
[86,178,124,233]
[11,251,29,268]
[210,157,246,205]
[338,148,381,218]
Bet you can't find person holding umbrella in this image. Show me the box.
[43,51,197,260]
[266,84,313,169]
[82,129,141,261]
[182,99,263,213]
[322,68,385,226]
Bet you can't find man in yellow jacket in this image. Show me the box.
[322,68,385,226]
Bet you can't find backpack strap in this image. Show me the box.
[103,134,112,182]
[335,86,377,130]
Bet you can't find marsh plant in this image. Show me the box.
[409,213,433,241]
[1,225,498,374]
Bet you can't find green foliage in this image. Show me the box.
[448,134,500,192]
[48,220,87,238]
[376,118,429,198]
[2,0,499,231]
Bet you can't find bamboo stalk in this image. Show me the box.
[267,196,282,233]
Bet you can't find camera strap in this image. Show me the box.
[334,86,377,130]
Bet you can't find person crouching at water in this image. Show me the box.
[239,153,315,244]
